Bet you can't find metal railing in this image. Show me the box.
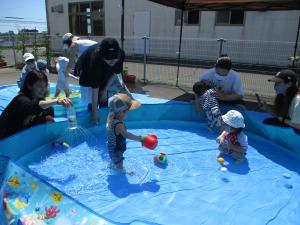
[1,33,299,100]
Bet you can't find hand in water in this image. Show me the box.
[57,98,73,107]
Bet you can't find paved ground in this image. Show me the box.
[0,67,269,111]
[124,62,275,99]
[3,49,275,99]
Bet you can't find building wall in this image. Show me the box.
[47,0,300,41]
[46,0,300,66]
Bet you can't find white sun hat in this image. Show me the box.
[222,110,245,128]
[23,53,35,62]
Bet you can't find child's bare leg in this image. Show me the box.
[64,88,70,98]
[231,152,245,163]
[54,88,61,98]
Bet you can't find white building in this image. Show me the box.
[46,0,300,66]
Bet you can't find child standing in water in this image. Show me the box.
[55,56,79,98]
[106,93,143,174]
[193,81,222,131]
[217,110,248,162]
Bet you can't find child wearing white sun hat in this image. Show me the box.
[217,110,248,161]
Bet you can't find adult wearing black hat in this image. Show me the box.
[263,69,300,132]
[76,37,130,124]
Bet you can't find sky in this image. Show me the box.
[0,0,47,33]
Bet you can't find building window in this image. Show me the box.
[69,1,104,36]
[175,10,200,26]
[215,11,245,25]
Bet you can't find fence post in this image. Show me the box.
[33,28,37,59]
[8,32,17,66]
[45,35,50,68]
[176,9,184,87]
[217,38,226,56]
[142,36,149,84]
[292,16,300,70]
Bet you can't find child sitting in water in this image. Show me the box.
[193,81,222,131]
[55,56,79,98]
[217,110,248,162]
[106,93,143,174]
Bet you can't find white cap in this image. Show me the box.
[23,53,35,62]
[222,110,245,128]
[108,93,140,113]
[62,33,80,42]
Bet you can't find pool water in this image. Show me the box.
[17,120,300,225]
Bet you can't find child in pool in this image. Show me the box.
[37,59,50,97]
[55,56,79,98]
[217,110,248,162]
[17,53,37,88]
[193,81,222,131]
[106,93,143,174]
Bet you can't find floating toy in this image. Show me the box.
[219,166,228,172]
[217,157,225,164]
[52,141,69,150]
[143,134,158,149]
[154,152,168,164]
[71,90,79,95]
[282,173,291,179]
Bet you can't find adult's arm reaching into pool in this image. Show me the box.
[39,98,72,109]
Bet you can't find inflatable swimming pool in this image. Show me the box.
[0,84,299,225]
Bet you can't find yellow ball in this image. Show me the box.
[217,157,225,163]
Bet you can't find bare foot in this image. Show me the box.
[108,162,134,175]
[123,168,134,175]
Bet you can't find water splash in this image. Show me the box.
[59,106,96,147]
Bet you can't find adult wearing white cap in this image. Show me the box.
[17,53,37,88]
[62,32,97,76]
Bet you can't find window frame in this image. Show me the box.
[175,9,201,26]
[68,1,105,36]
[215,11,245,26]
